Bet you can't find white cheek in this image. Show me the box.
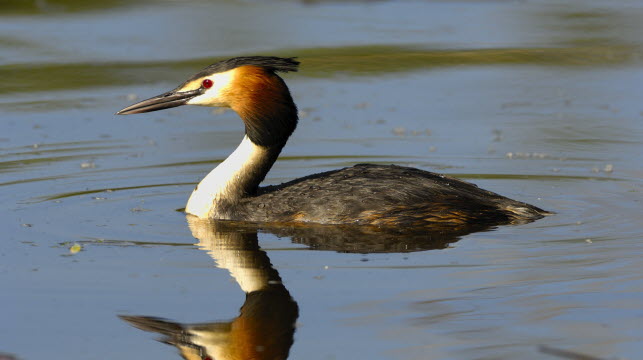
[187,71,235,106]
[187,88,226,106]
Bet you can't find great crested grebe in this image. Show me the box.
[118,56,549,226]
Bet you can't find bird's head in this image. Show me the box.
[117,56,300,146]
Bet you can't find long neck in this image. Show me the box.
[185,135,284,219]
[186,67,298,219]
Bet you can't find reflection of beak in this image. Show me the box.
[116,88,203,115]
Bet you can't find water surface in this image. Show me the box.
[2,1,642,359]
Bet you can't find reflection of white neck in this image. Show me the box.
[187,217,275,294]
[209,248,272,293]
[185,135,275,219]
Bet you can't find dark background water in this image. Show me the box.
[1,1,642,359]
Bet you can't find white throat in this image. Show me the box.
[185,135,269,219]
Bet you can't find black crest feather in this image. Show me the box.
[188,56,299,81]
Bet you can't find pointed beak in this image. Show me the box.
[116,88,204,115]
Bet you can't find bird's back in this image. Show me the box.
[235,164,549,227]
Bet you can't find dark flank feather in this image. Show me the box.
[234,164,549,227]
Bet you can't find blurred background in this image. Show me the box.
[1,0,642,359]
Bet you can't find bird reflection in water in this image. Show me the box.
[257,221,498,253]
[120,217,299,360]
[120,216,502,359]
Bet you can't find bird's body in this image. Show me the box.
[118,56,549,227]
[227,163,543,226]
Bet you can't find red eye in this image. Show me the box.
[202,79,213,89]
